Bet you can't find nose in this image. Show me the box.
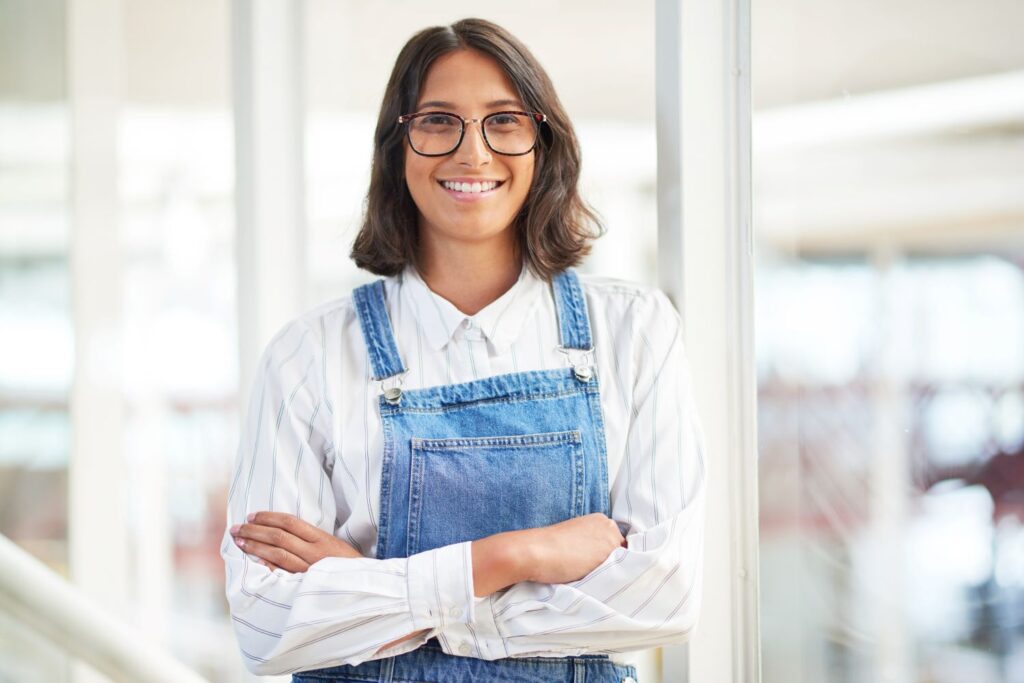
[452,119,491,166]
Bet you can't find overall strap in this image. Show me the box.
[352,279,407,381]
[551,268,594,351]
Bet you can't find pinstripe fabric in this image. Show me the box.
[221,264,707,676]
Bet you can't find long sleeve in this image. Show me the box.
[436,289,708,659]
[221,317,477,676]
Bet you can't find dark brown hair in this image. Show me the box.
[349,18,603,282]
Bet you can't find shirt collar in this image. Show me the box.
[401,262,547,354]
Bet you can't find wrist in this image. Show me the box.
[509,528,544,583]
[471,529,540,597]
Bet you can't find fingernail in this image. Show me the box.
[246,513,255,522]
[229,524,240,534]
[235,537,246,547]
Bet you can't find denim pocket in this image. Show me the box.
[406,430,585,555]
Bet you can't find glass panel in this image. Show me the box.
[119,103,236,677]
[754,2,1024,682]
[118,2,236,676]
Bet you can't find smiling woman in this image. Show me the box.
[222,17,706,683]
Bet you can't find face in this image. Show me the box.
[404,48,536,250]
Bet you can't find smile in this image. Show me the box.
[437,179,505,198]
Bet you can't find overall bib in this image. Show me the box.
[293,269,639,683]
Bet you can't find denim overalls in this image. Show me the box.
[293,269,639,683]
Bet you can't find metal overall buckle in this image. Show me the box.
[379,371,409,405]
[555,345,595,383]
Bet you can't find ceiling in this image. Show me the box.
[2,0,1023,117]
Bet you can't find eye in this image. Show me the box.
[487,113,523,128]
[413,113,460,131]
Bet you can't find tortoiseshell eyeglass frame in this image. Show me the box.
[396,110,547,157]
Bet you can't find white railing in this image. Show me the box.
[0,534,209,683]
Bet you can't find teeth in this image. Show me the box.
[442,180,499,193]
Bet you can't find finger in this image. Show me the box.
[233,519,363,565]
[247,511,325,544]
[236,536,309,573]
[236,522,315,561]
[258,558,280,572]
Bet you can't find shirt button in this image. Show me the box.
[448,606,462,618]
[458,643,472,655]
[463,318,473,329]
[622,678,637,683]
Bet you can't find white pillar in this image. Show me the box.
[232,0,308,399]
[67,1,129,681]
[133,392,172,648]
[656,0,760,681]
[869,248,911,683]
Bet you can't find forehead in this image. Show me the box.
[417,48,523,108]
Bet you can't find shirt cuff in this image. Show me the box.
[438,592,507,660]
[406,541,475,631]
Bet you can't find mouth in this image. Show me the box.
[437,178,506,199]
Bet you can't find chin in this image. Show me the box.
[433,220,514,244]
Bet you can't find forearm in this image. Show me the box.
[381,515,630,658]
[471,529,535,597]
[439,502,707,660]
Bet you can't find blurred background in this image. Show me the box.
[753,3,1024,683]
[0,0,1022,681]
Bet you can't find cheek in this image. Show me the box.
[404,156,436,202]
[510,158,536,202]
[403,151,420,186]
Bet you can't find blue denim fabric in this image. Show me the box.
[291,638,638,683]
[294,269,638,683]
[352,279,407,380]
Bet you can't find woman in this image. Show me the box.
[222,17,707,682]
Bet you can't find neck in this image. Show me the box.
[416,232,521,316]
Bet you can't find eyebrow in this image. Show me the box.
[416,99,525,110]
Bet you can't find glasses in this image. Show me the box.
[397,110,546,157]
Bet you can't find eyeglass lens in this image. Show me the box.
[407,113,538,155]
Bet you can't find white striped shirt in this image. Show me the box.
[221,264,707,675]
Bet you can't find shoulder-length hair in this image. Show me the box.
[350,18,603,282]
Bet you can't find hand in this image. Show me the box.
[229,511,362,572]
[521,513,627,585]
